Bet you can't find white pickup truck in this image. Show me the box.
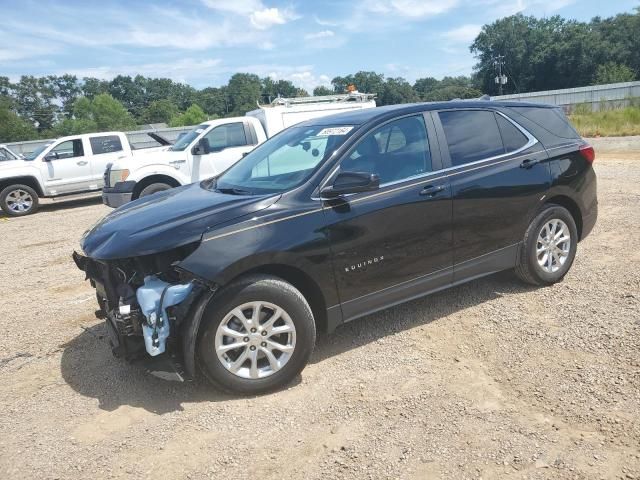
[102,92,376,208]
[0,132,168,216]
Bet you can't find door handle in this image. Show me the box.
[419,185,445,197]
[520,159,539,169]
[76,160,88,166]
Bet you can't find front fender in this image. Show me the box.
[128,164,188,185]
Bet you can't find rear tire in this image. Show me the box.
[515,204,578,286]
[138,182,172,198]
[0,184,39,216]
[197,274,316,395]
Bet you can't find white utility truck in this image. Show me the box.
[0,132,170,216]
[101,92,376,208]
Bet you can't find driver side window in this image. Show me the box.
[341,115,432,185]
[49,139,84,160]
[204,123,248,151]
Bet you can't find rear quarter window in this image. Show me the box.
[509,107,580,140]
[90,135,124,155]
[496,114,529,153]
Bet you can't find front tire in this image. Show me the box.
[515,204,578,286]
[138,182,172,198]
[197,275,316,395]
[0,184,39,216]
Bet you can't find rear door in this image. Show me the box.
[433,108,549,280]
[323,113,453,321]
[192,122,257,181]
[88,135,127,188]
[40,138,93,194]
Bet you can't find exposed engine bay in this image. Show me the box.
[73,242,209,374]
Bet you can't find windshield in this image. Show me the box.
[170,124,209,151]
[24,143,52,161]
[214,125,356,195]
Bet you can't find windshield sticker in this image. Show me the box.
[317,126,354,136]
[195,129,204,134]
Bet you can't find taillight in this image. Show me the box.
[579,144,595,164]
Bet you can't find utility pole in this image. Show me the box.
[493,55,507,95]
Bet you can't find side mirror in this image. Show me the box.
[320,171,380,198]
[43,153,56,162]
[191,138,211,155]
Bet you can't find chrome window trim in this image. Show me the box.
[314,109,541,201]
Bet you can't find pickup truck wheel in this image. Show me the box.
[515,205,578,286]
[0,184,39,216]
[198,274,316,395]
[138,182,172,198]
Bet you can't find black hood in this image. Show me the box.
[81,182,280,260]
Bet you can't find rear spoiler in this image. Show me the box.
[148,132,173,146]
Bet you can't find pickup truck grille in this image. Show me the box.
[104,163,112,188]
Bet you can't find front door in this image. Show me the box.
[191,122,255,182]
[323,113,453,321]
[40,138,92,194]
[433,108,551,281]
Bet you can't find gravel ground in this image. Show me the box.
[0,152,638,480]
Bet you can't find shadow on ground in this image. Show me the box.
[60,270,534,414]
[0,195,103,218]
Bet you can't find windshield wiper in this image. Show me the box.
[215,187,253,196]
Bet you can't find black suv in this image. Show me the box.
[74,101,597,394]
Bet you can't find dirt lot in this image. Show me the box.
[0,152,638,480]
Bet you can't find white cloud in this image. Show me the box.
[304,30,335,40]
[229,64,332,92]
[200,0,264,15]
[442,24,482,43]
[63,59,223,84]
[365,0,459,18]
[249,8,296,29]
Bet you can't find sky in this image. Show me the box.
[0,0,637,92]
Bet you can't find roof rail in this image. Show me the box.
[261,91,376,108]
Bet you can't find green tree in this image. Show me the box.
[593,62,636,84]
[82,77,109,99]
[0,97,37,142]
[197,87,228,117]
[53,94,135,136]
[13,75,58,132]
[313,86,334,96]
[261,78,307,102]
[227,73,262,115]
[141,99,179,125]
[169,104,207,127]
[379,77,420,105]
[332,71,386,95]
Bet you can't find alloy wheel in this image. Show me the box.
[6,189,33,213]
[536,219,571,273]
[214,301,297,379]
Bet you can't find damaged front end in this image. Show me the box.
[73,243,210,378]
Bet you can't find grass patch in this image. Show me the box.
[570,106,640,137]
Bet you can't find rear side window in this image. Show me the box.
[439,110,504,166]
[90,135,123,155]
[510,107,580,139]
[496,114,528,153]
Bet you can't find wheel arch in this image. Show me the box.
[132,174,181,199]
[181,263,332,379]
[544,195,583,240]
[0,176,44,197]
